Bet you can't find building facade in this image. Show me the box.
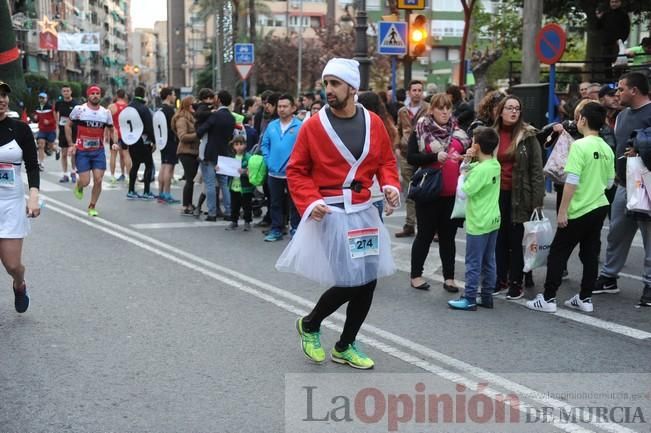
[9,0,130,92]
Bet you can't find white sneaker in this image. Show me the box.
[526,294,557,313]
[564,294,594,313]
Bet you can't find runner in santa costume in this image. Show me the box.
[276,58,401,369]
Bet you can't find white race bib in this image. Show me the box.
[0,163,16,188]
[347,227,379,259]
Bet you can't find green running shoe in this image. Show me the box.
[331,343,374,369]
[87,208,99,217]
[296,318,325,363]
[73,185,83,200]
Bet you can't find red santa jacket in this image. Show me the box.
[287,106,401,217]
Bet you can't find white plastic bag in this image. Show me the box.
[543,130,574,184]
[522,209,554,272]
[614,39,628,66]
[451,174,466,219]
[626,156,651,214]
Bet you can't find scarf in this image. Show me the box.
[416,115,468,154]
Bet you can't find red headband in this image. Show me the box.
[87,85,101,96]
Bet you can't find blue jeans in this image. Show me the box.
[216,174,231,216]
[200,161,217,217]
[268,175,299,233]
[464,230,498,299]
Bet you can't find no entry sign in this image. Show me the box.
[535,23,567,65]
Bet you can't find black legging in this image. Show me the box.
[496,190,525,287]
[302,280,376,351]
[178,154,199,207]
[128,144,154,194]
[410,196,458,280]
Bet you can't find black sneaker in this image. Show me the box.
[640,286,651,307]
[225,221,238,231]
[204,215,217,222]
[506,284,524,300]
[13,282,29,313]
[593,275,619,294]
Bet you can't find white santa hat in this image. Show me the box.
[321,58,360,90]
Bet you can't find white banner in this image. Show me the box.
[57,32,100,52]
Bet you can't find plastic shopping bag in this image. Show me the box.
[522,209,554,272]
[543,130,574,184]
[626,156,651,214]
[451,175,466,219]
[614,39,628,66]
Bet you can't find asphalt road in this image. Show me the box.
[1,155,650,433]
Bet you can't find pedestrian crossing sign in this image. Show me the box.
[378,21,407,56]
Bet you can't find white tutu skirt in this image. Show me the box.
[275,205,395,287]
[0,196,30,239]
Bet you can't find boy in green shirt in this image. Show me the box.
[626,37,651,66]
[449,127,501,311]
[226,136,255,231]
[527,102,615,314]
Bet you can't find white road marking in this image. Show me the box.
[39,194,644,433]
[22,173,67,192]
[131,221,230,229]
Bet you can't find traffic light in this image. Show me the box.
[409,14,429,58]
[132,65,140,75]
[123,64,132,74]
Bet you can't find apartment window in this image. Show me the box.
[431,0,461,11]
[431,20,464,37]
[289,16,310,27]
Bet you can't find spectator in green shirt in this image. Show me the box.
[626,37,651,66]
[527,102,615,314]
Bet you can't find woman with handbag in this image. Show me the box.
[407,93,470,292]
[493,95,545,299]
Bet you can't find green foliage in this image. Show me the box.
[471,0,522,52]
[22,73,84,112]
[485,48,520,87]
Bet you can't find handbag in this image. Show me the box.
[626,156,651,214]
[407,167,442,203]
[543,130,574,184]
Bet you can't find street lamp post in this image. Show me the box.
[297,0,304,98]
[353,0,370,91]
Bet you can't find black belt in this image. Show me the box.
[320,179,365,193]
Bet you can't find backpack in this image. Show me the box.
[247,152,267,186]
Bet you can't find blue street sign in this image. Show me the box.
[234,43,255,64]
[378,21,407,56]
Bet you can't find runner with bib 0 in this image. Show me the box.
[276,58,401,369]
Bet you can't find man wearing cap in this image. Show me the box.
[34,92,58,170]
[276,58,401,369]
[65,85,115,217]
[0,81,40,313]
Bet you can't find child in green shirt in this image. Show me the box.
[449,127,501,311]
[527,102,615,314]
[226,136,255,231]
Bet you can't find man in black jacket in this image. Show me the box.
[196,90,236,221]
[127,86,155,200]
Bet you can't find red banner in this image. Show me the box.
[39,32,58,50]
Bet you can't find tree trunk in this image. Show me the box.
[0,0,27,111]
[327,0,335,36]
[458,0,476,87]
[521,0,542,84]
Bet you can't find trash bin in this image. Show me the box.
[509,83,549,129]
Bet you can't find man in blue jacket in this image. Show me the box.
[196,90,236,221]
[261,94,302,241]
